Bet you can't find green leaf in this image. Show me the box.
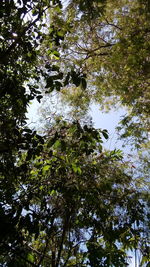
[45,77,54,88]
[36,95,43,103]
[81,78,87,89]
[102,129,109,139]
[42,165,51,172]
[64,72,70,86]
[51,65,60,71]
[53,50,60,58]
[72,163,82,174]
[27,253,34,263]
[55,81,62,91]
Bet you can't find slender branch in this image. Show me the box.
[83,52,109,61]
[37,237,50,266]
[28,244,51,260]
[52,249,56,267]
[56,226,67,267]
[81,43,113,53]
[104,18,122,30]
[63,232,72,267]
[55,215,70,267]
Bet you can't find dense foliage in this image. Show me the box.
[0,0,149,266]
[46,0,150,144]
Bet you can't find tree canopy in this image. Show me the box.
[0,0,149,266]
[44,0,150,143]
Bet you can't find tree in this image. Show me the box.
[0,0,149,266]
[2,119,148,266]
[44,0,150,144]
[0,0,61,263]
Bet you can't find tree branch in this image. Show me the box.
[55,214,70,267]
[104,18,122,30]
